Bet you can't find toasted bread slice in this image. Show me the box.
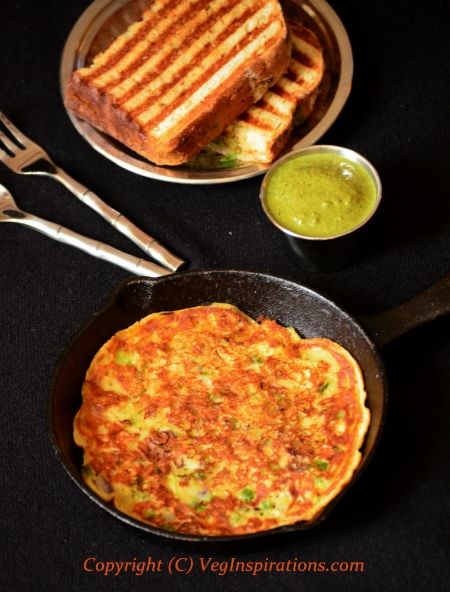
[65,0,290,166]
[207,23,324,163]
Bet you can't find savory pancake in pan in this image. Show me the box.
[74,303,370,536]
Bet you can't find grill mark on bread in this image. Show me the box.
[92,1,205,88]
[135,15,274,127]
[114,0,248,108]
[257,97,279,115]
[115,0,256,109]
[103,0,239,96]
[131,16,282,133]
[276,76,314,101]
[125,2,278,124]
[290,22,321,49]
[283,69,300,82]
[271,82,301,103]
[239,112,274,131]
[290,27,323,72]
[151,21,283,136]
[263,94,296,116]
[290,49,315,69]
[83,0,176,81]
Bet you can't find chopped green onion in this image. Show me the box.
[259,499,275,512]
[218,153,239,168]
[251,354,264,364]
[238,487,255,503]
[314,459,329,471]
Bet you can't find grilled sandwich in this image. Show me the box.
[207,23,324,163]
[65,0,290,166]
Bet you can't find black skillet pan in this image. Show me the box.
[49,269,450,543]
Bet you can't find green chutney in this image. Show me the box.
[265,153,378,238]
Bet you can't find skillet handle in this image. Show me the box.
[359,273,450,348]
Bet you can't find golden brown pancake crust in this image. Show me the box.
[74,304,369,535]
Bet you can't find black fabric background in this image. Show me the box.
[1,1,449,590]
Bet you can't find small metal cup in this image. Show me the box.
[260,145,382,273]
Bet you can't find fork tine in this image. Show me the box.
[0,128,19,156]
[0,182,18,208]
[0,112,30,148]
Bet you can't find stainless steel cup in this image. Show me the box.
[260,145,382,272]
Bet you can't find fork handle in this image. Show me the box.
[50,167,184,272]
[9,211,170,278]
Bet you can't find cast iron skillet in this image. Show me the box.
[49,270,450,542]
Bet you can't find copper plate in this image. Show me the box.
[60,0,353,185]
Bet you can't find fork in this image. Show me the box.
[0,182,170,278]
[0,111,184,271]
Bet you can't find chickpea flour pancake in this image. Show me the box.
[74,303,369,535]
